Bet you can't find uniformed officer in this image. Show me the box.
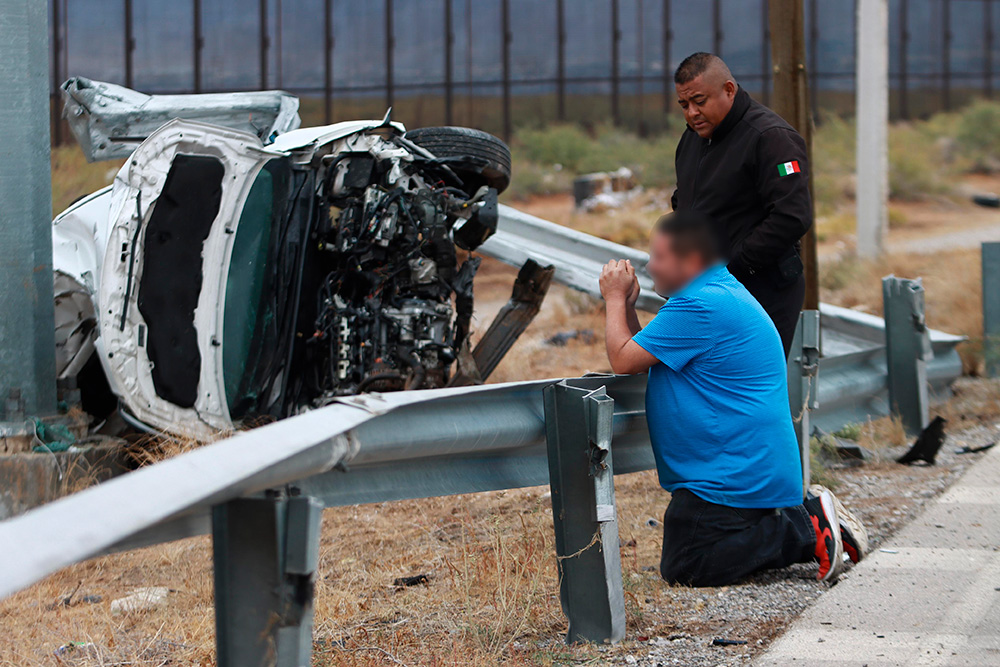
[670,52,813,356]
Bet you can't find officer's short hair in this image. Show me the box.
[655,211,723,263]
[674,52,733,85]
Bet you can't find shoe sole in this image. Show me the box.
[810,484,869,563]
[816,491,845,582]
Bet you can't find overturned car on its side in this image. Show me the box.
[53,78,548,439]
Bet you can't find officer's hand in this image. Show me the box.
[600,260,635,303]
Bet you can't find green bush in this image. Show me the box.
[509,123,681,194]
[955,99,1000,172]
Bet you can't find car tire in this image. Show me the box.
[405,126,512,194]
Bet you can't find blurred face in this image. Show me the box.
[647,231,709,296]
[675,75,737,138]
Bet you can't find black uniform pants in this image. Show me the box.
[737,272,806,359]
[659,489,815,587]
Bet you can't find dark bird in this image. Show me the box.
[897,416,947,465]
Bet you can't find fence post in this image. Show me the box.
[788,310,820,494]
[882,275,931,434]
[213,493,323,667]
[983,242,1000,377]
[544,380,625,644]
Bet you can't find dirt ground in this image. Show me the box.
[3,184,999,666]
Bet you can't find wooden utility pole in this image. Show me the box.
[768,0,819,311]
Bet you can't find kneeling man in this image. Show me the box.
[599,211,867,585]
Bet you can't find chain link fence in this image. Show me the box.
[49,0,1000,143]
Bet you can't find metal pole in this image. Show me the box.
[557,0,566,121]
[769,0,819,310]
[611,0,621,126]
[324,0,332,123]
[637,0,645,135]
[899,0,908,118]
[787,311,820,494]
[51,0,63,145]
[0,0,57,419]
[544,380,625,644]
[124,0,134,88]
[883,276,931,435]
[663,0,672,113]
[712,0,722,55]
[808,0,818,119]
[762,0,771,106]
[275,0,282,88]
[856,0,889,259]
[943,0,951,111]
[502,0,511,140]
[983,243,1000,377]
[259,0,269,89]
[213,493,323,667]
[194,0,203,93]
[445,0,453,125]
[986,0,994,100]
[386,0,394,110]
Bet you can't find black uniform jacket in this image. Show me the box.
[671,86,813,289]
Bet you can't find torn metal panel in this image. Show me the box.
[451,259,555,386]
[61,77,301,162]
[482,205,665,312]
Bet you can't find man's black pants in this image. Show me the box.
[659,489,816,587]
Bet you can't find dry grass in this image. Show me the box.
[0,469,671,666]
[819,248,983,373]
[51,146,122,216]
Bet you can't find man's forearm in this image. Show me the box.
[605,296,641,371]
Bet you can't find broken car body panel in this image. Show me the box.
[99,120,276,438]
[62,77,301,162]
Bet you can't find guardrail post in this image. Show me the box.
[788,310,820,493]
[544,380,625,644]
[213,492,323,667]
[883,275,932,434]
[983,242,1000,377]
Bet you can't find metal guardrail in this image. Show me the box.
[0,375,646,663]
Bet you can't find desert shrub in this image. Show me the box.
[888,122,950,199]
[512,124,595,171]
[510,122,681,190]
[954,99,1000,172]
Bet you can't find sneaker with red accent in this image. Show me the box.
[810,484,869,564]
[804,488,845,582]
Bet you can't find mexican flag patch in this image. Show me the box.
[777,160,801,177]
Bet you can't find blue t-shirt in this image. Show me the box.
[631,263,802,509]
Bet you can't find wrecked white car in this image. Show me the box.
[54,78,527,439]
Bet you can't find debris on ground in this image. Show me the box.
[545,328,596,346]
[712,638,748,646]
[972,192,1000,208]
[956,441,996,454]
[573,167,641,211]
[392,573,430,588]
[813,427,873,466]
[110,586,169,615]
[49,581,101,609]
[897,415,947,465]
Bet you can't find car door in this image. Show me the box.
[99,119,280,438]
